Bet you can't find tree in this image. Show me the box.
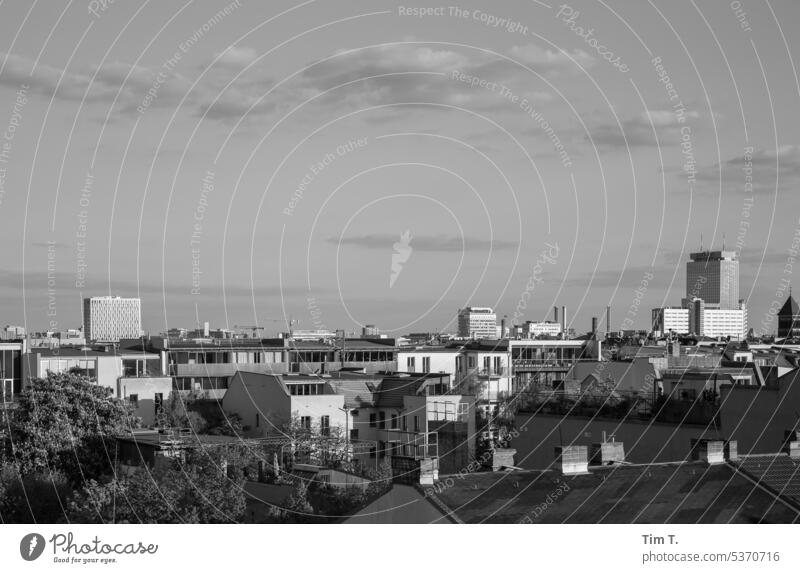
[68,447,246,523]
[0,465,73,523]
[8,372,140,485]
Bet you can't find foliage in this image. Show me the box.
[8,372,140,484]
[68,448,246,523]
[0,465,73,523]
[155,392,243,436]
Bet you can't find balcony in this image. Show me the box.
[172,363,288,377]
[512,358,595,371]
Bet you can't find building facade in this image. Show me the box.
[778,294,800,339]
[83,296,142,342]
[457,307,497,339]
[685,250,740,309]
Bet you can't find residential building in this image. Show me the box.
[0,340,24,402]
[83,296,142,342]
[457,307,497,339]
[396,345,461,379]
[222,371,348,438]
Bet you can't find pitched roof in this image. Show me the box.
[735,454,800,506]
[780,294,800,316]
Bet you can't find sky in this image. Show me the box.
[0,0,799,337]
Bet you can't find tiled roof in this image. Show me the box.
[736,454,800,505]
[430,463,800,523]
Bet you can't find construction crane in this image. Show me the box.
[234,317,299,338]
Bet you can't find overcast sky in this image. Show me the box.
[1,0,799,336]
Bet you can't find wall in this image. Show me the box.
[222,373,291,437]
[720,380,800,454]
[117,376,173,427]
[290,394,347,431]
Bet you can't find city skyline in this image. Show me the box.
[1,1,800,337]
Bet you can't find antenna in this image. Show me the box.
[722,232,726,250]
[700,233,704,251]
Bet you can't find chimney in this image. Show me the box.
[554,306,559,324]
[555,445,588,475]
[690,438,725,464]
[492,448,517,471]
[783,430,800,459]
[501,316,507,339]
[561,306,567,334]
[606,305,611,334]
[591,317,598,335]
[419,457,439,485]
[590,440,625,466]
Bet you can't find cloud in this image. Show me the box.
[328,233,518,253]
[691,145,800,194]
[588,109,700,149]
[508,44,594,71]
[0,51,192,114]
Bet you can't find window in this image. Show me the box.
[369,413,377,428]
[391,413,398,429]
[458,402,469,416]
[468,356,476,368]
[407,357,415,372]
[402,415,407,431]
[369,447,376,458]
[378,440,386,458]
[422,357,431,373]
[413,415,419,432]
[494,356,502,373]
[300,416,312,430]
[378,411,386,429]
[129,394,139,408]
[350,429,359,440]
[154,393,163,416]
[351,409,359,416]
[484,357,491,371]
[320,415,330,436]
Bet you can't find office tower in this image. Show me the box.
[685,250,739,309]
[83,296,142,342]
[457,307,497,339]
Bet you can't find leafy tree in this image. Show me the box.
[8,372,140,484]
[0,465,73,523]
[68,448,246,523]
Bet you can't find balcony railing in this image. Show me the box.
[171,363,288,377]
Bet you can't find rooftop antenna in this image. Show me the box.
[700,233,704,251]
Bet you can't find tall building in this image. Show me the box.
[778,292,800,339]
[685,250,740,309]
[83,296,142,342]
[457,307,497,339]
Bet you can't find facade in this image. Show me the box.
[778,293,800,339]
[520,320,563,338]
[0,340,24,402]
[396,346,461,379]
[83,296,142,342]
[651,307,689,335]
[685,250,740,309]
[222,371,348,438]
[702,304,748,339]
[457,307,497,339]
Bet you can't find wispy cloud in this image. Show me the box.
[327,233,518,252]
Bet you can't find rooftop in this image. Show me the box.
[429,462,799,523]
